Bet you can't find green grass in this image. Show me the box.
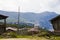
[51,36,60,40]
[0,34,60,40]
[16,35,33,38]
[0,31,60,40]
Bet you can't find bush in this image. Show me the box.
[9,32,17,38]
[1,32,18,38]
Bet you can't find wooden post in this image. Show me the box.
[4,19,6,32]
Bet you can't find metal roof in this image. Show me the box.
[0,14,8,19]
[50,15,60,21]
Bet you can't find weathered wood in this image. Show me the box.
[0,14,8,34]
[50,15,60,35]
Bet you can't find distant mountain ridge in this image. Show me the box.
[0,10,59,31]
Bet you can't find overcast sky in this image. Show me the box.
[0,0,60,14]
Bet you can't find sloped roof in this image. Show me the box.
[6,27,17,31]
[50,15,60,21]
[28,27,39,32]
[0,14,8,19]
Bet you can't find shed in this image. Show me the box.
[0,14,8,34]
[50,15,60,35]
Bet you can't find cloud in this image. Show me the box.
[39,0,60,13]
[19,0,60,13]
[0,0,18,12]
[0,0,60,14]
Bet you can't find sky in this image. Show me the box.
[0,0,60,14]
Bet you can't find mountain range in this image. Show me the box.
[0,10,59,31]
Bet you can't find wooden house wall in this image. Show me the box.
[0,27,6,34]
[51,17,60,31]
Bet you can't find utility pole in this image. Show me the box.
[17,6,20,32]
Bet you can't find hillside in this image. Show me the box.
[0,10,59,31]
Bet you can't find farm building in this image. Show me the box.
[0,14,8,34]
[50,15,60,35]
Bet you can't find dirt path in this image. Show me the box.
[0,38,49,40]
[0,38,30,40]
